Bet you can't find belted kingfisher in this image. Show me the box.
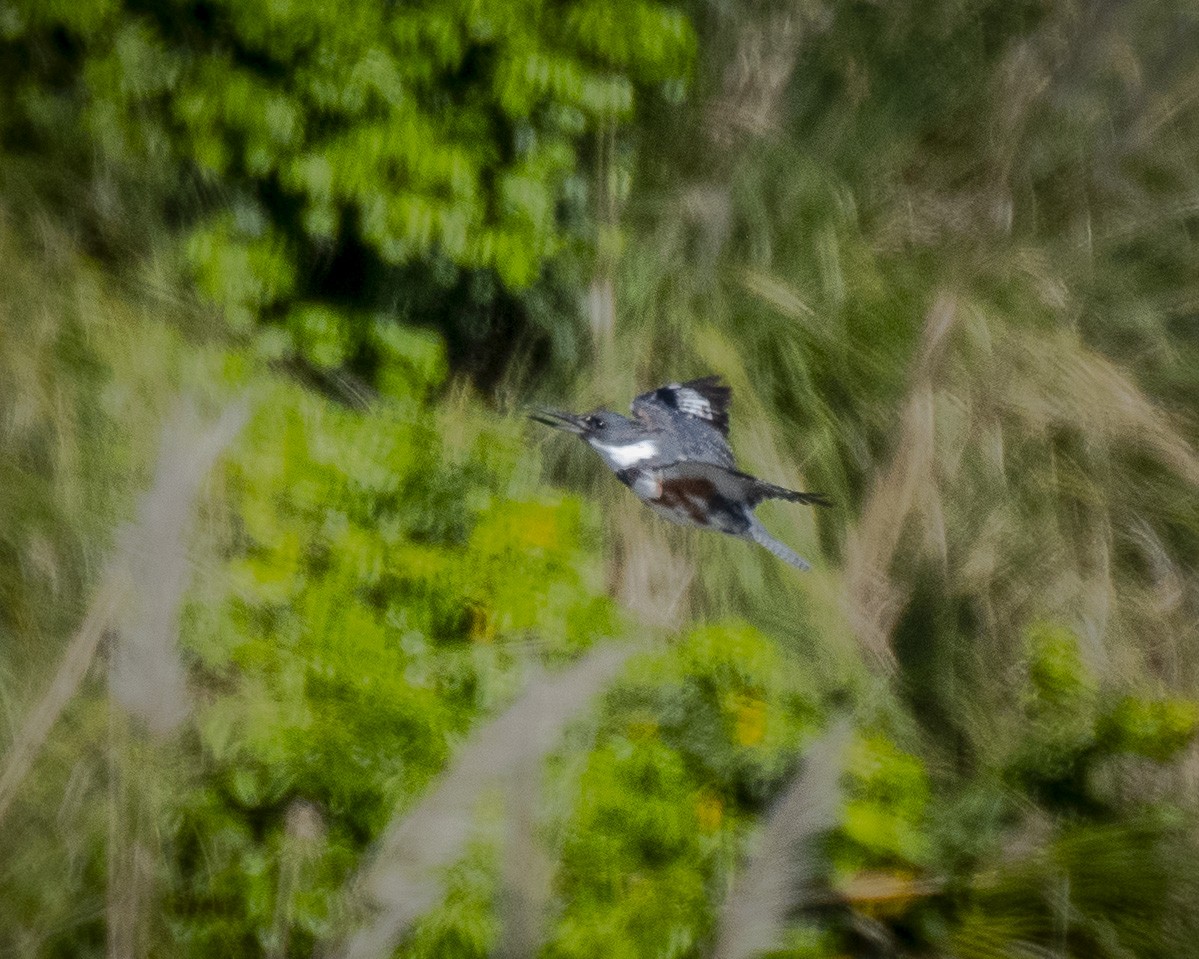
[531,376,829,570]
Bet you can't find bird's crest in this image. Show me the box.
[633,375,732,436]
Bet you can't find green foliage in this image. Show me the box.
[1007,625,1199,813]
[837,734,931,873]
[188,213,297,336]
[2,224,1197,956]
[1008,622,1102,804]
[0,220,252,956]
[548,621,823,959]
[1024,622,1097,711]
[676,620,1199,959]
[0,0,695,375]
[0,217,628,955]
[167,365,617,954]
[4,0,1199,956]
[949,819,1199,959]
[403,843,501,959]
[1099,697,1199,762]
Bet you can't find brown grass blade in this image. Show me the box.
[0,572,128,828]
[1007,329,1199,486]
[106,720,156,959]
[609,510,696,630]
[711,718,852,959]
[334,644,633,959]
[844,294,959,669]
[706,7,808,144]
[266,800,328,959]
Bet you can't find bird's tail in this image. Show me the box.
[738,472,831,508]
[745,518,812,571]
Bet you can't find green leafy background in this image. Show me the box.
[2,0,1199,957]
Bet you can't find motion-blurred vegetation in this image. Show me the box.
[2,0,1199,957]
[0,0,692,378]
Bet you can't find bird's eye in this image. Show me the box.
[587,414,605,429]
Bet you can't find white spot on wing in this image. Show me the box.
[593,439,658,467]
[674,388,713,420]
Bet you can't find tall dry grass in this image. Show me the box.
[335,644,633,959]
[561,0,1199,716]
[108,400,248,734]
[0,399,244,825]
[712,718,851,959]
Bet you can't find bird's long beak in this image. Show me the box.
[528,407,588,435]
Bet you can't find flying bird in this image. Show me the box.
[530,376,828,570]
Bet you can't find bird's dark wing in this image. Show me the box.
[632,376,733,437]
[657,460,831,508]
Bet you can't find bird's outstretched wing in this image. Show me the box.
[658,460,831,508]
[632,376,733,437]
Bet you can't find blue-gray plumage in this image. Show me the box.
[530,376,829,570]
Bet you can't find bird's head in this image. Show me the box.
[529,406,656,470]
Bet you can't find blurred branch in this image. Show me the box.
[103,398,247,959]
[0,571,127,828]
[106,721,156,959]
[333,644,633,959]
[108,400,249,734]
[494,751,557,959]
[712,717,851,959]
